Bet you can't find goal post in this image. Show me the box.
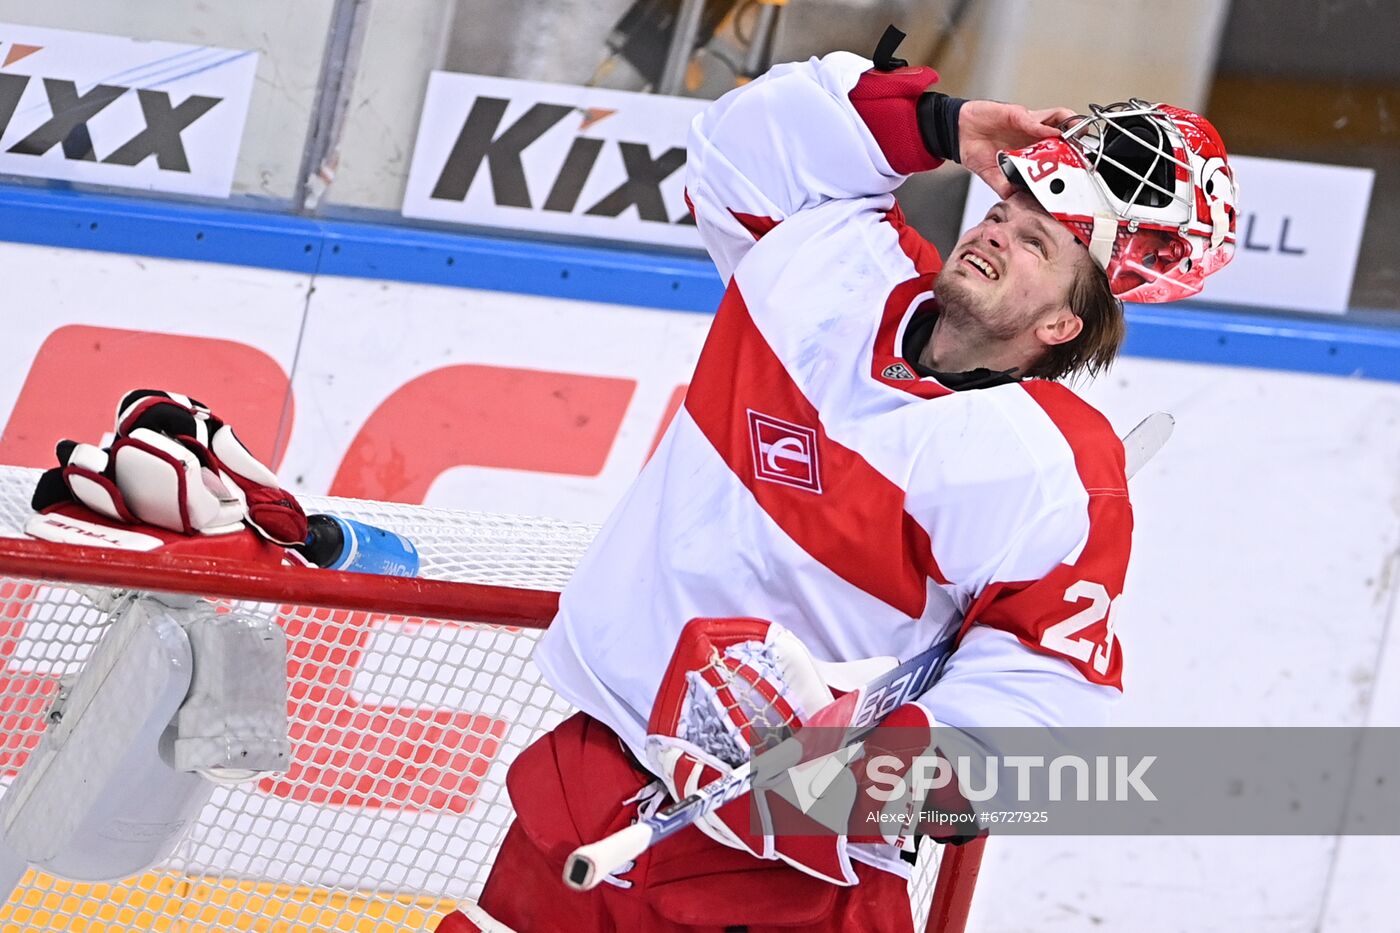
[0,535,562,629]
[0,464,980,932]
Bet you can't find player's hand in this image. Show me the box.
[644,618,954,885]
[959,100,1076,197]
[645,617,864,880]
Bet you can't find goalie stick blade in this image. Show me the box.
[1122,411,1174,480]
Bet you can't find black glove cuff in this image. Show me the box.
[917,91,967,164]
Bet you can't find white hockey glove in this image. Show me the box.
[47,433,247,534]
[644,617,832,859]
[643,617,942,885]
[31,389,308,545]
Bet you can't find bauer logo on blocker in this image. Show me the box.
[747,410,821,493]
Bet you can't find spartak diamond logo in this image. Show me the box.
[747,410,821,493]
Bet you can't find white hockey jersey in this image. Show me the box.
[535,53,1131,767]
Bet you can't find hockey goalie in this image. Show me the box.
[440,30,1239,933]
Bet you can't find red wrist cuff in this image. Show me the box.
[848,66,943,174]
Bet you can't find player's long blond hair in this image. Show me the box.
[1033,257,1126,381]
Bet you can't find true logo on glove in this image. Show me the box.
[746,410,821,494]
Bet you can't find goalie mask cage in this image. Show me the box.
[0,464,982,932]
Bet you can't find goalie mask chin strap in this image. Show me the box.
[1088,213,1117,270]
[1210,197,1229,249]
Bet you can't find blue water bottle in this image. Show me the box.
[299,513,420,577]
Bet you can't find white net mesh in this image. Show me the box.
[0,464,961,931]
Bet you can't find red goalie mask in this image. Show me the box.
[998,100,1238,303]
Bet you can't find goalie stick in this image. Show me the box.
[565,636,948,890]
[1122,411,1173,480]
[563,412,1174,891]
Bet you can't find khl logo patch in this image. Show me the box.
[747,410,821,494]
[882,362,916,381]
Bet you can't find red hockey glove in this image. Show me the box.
[844,702,952,848]
[31,389,307,545]
[36,432,248,534]
[645,618,827,863]
[114,390,307,545]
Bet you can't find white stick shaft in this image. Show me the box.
[563,822,654,891]
[562,640,947,892]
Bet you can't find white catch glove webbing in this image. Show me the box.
[568,634,951,892]
[643,617,917,885]
[644,618,835,858]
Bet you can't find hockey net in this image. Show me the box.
[0,463,980,932]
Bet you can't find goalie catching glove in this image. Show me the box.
[31,389,307,545]
[643,617,947,886]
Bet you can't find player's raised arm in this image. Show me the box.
[685,41,1072,283]
[684,51,910,282]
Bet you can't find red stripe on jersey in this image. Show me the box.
[870,274,952,399]
[1020,382,1128,496]
[729,208,781,241]
[961,383,1132,689]
[685,284,948,618]
[884,203,943,276]
[868,208,947,397]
